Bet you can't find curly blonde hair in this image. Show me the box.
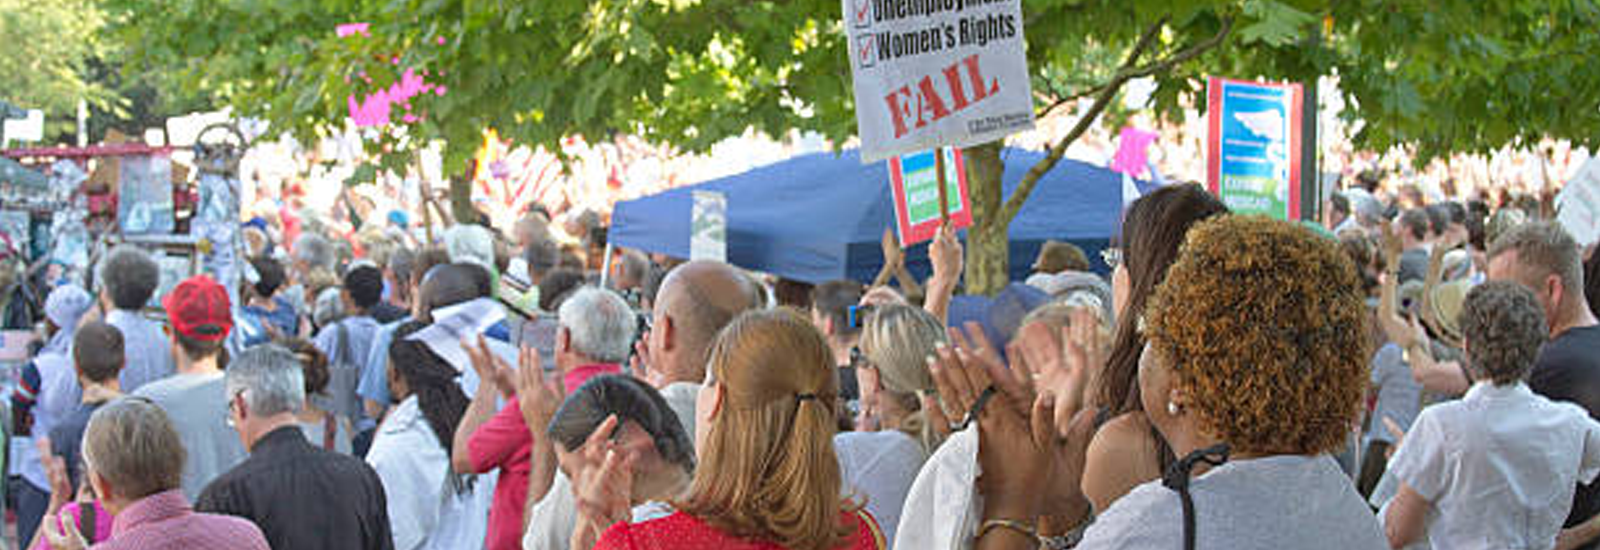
[1145,215,1368,456]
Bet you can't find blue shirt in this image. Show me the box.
[356,317,410,425]
[106,309,175,393]
[314,316,382,427]
[242,298,298,338]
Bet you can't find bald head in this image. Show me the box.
[649,261,761,384]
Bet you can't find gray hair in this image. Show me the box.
[84,398,185,500]
[226,344,307,416]
[1460,281,1548,385]
[445,225,496,273]
[99,245,160,310]
[1489,221,1583,291]
[314,287,345,328]
[619,251,652,287]
[558,286,637,364]
[293,233,337,272]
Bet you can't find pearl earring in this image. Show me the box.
[1167,401,1181,416]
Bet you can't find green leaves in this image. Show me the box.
[1237,0,1316,46]
[95,0,1600,179]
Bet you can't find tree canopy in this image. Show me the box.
[103,0,1600,290]
[0,0,114,131]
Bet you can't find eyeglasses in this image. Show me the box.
[1101,247,1124,270]
[849,347,874,370]
[224,389,246,428]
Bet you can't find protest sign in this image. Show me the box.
[1557,158,1600,247]
[1206,77,1304,220]
[844,0,1034,163]
[691,190,727,262]
[889,146,972,245]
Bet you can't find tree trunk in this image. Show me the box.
[449,171,475,225]
[962,141,1008,295]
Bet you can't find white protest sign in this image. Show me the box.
[1557,158,1600,247]
[2,109,43,144]
[691,190,727,262]
[844,0,1034,164]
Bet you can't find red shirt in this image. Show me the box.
[467,363,621,550]
[594,509,885,550]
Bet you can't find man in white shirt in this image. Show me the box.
[636,260,763,440]
[1384,281,1600,550]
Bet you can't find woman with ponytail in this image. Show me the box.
[585,308,885,550]
[836,303,944,546]
[364,321,492,550]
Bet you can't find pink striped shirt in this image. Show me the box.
[91,489,268,550]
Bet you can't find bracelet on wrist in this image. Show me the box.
[979,519,1040,547]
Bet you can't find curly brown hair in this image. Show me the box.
[1459,281,1547,385]
[1145,215,1369,456]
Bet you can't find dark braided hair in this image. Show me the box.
[388,321,470,453]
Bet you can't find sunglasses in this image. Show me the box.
[1101,247,1124,270]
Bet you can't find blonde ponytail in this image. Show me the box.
[680,309,859,550]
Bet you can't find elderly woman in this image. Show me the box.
[41,398,269,550]
[587,309,885,550]
[943,215,1386,550]
[1384,281,1600,550]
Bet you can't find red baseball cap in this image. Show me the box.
[163,275,233,341]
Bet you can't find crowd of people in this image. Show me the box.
[2,173,1599,550]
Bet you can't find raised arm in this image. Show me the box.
[873,228,902,289]
[923,223,963,324]
[452,336,517,474]
[515,352,563,530]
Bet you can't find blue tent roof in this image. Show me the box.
[610,148,1154,284]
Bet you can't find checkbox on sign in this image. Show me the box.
[852,0,872,28]
[857,35,876,68]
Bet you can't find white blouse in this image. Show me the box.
[1388,382,1600,550]
[366,396,496,550]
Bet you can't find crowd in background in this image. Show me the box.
[0,163,1596,550]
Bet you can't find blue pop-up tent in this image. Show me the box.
[609,148,1155,284]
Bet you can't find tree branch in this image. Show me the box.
[1034,16,1166,121]
[1035,82,1110,121]
[999,17,1233,225]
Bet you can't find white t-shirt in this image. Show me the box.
[1388,382,1600,550]
[836,430,925,547]
[658,382,700,444]
[366,396,494,550]
[1080,455,1387,550]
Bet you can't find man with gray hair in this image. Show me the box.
[453,286,635,550]
[97,245,174,392]
[198,345,393,550]
[1487,221,1600,548]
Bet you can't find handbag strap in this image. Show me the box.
[81,502,97,542]
[323,413,337,450]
